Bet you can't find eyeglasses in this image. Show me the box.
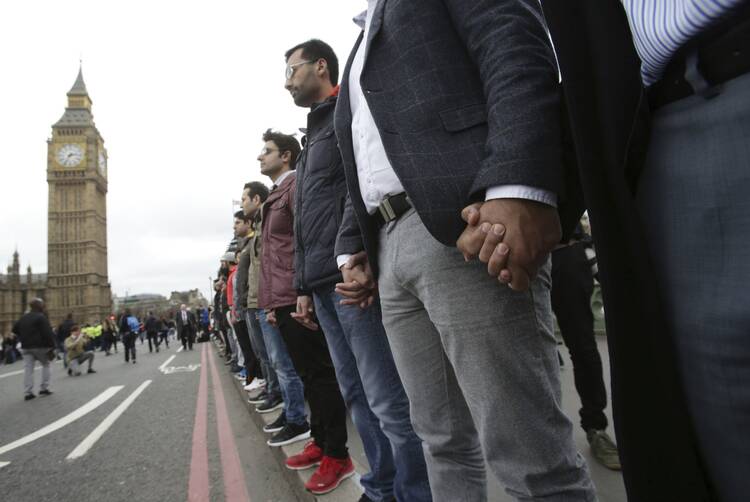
[285,60,314,80]
[259,146,279,156]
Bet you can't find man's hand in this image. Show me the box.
[335,251,377,309]
[291,296,319,331]
[266,309,277,327]
[456,199,561,291]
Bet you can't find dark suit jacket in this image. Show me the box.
[334,0,584,274]
[174,311,196,333]
[542,1,713,500]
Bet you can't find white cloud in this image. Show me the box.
[0,0,362,300]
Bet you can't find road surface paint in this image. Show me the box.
[208,343,252,502]
[0,386,123,456]
[187,343,210,502]
[67,380,153,460]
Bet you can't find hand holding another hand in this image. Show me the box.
[456,198,561,291]
[335,251,377,309]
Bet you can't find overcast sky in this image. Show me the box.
[0,0,361,301]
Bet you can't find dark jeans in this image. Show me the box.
[122,332,137,362]
[276,305,348,459]
[159,331,169,348]
[314,286,432,502]
[180,328,195,350]
[147,332,160,352]
[233,318,261,379]
[551,243,608,432]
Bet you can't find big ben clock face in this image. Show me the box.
[98,152,106,172]
[56,144,84,167]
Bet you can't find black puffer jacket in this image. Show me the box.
[12,311,55,349]
[294,94,347,293]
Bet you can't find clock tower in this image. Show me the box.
[46,67,112,325]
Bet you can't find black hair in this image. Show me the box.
[243,181,270,203]
[285,39,339,86]
[233,210,250,223]
[262,129,301,168]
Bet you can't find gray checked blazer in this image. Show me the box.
[334,0,584,276]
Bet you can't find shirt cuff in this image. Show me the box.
[485,185,557,208]
[336,254,353,270]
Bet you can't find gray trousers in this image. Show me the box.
[70,352,95,372]
[377,209,595,502]
[636,70,750,502]
[23,348,51,395]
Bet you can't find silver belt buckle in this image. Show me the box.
[378,197,397,223]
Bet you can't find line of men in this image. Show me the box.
[215,1,749,501]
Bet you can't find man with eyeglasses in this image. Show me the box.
[283,39,431,502]
[256,129,354,496]
[333,1,595,501]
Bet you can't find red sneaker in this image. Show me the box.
[304,455,355,495]
[285,441,323,470]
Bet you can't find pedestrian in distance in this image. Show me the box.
[64,325,96,376]
[12,298,56,400]
[144,311,161,353]
[175,304,197,351]
[119,308,138,364]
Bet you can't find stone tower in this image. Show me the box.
[46,67,112,325]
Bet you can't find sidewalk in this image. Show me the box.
[220,335,628,501]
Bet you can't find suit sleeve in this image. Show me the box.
[443,0,563,197]
[334,193,365,258]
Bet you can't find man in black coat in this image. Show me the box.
[534,1,734,500]
[175,304,197,351]
[333,1,594,500]
[144,312,161,353]
[13,298,56,400]
[286,39,430,500]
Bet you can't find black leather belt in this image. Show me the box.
[374,192,411,226]
[648,6,750,110]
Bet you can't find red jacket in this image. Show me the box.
[226,264,237,315]
[258,172,297,309]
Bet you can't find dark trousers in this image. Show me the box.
[159,331,169,348]
[147,332,160,352]
[122,332,137,362]
[276,305,348,459]
[180,328,195,350]
[551,242,608,432]
[233,318,262,379]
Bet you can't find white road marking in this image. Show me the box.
[158,355,176,372]
[161,364,200,374]
[0,386,123,456]
[177,346,184,353]
[67,380,152,460]
[0,461,10,469]
[0,370,24,380]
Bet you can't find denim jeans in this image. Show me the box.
[258,309,306,425]
[314,286,432,502]
[245,309,280,399]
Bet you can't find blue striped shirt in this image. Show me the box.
[621,0,747,85]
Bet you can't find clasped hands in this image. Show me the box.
[333,198,561,309]
[457,198,561,291]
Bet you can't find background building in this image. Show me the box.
[0,251,47,335]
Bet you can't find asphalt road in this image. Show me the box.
[0,339,299,502]
[0,335,627,502]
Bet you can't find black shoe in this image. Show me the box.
[24,393,36,401]
[256,396,284,414]
[68,368,72,376]
[87,369,97,374]
[247,390,269,405]
[39,389,53,396]
[263,412,286,433]
[132,360,137,364]
[266,421,310,447]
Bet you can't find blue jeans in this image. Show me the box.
[245,309,280,398]
[258,309,306,425]
[313,286,432,502]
